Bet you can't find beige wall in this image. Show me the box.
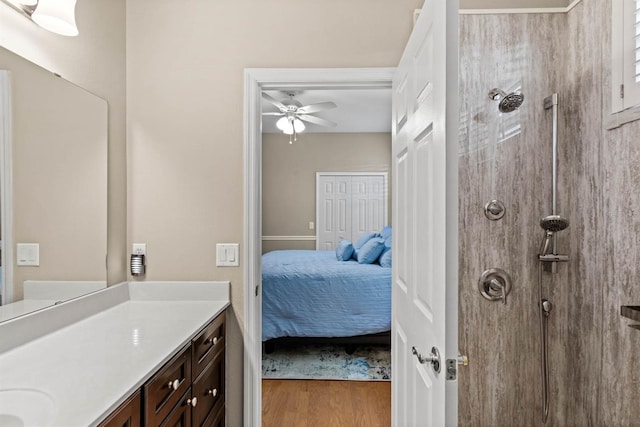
[126,0,420,422]
[262,132,391,254]
[1,48,108,301]
[0,0,127,286]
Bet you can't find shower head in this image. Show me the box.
[488,88,525,113]
[538,215,569,256]
[539,215,569,233]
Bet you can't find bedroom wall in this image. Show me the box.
[460,0,640,424]
[262,132,392,254]
[125,0,421,423]
[0,0,128,285]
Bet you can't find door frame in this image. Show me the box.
[243,67,394,426]
[315,171,389,250]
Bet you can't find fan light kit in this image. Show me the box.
[2,0,79,37]
[262,92,337,144]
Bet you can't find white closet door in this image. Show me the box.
[317,175,351,250]
[351,175,386,240]
[317,173,387,250]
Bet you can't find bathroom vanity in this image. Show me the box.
[0,281,229,426]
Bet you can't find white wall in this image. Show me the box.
[126,0,421,423]
[0,0,127,285]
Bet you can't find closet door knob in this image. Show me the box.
[167,379,180,390]
[207,388,218,397]
[186,397,198,407]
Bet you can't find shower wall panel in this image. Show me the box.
[458,12,569,426]
[566,0,640,425]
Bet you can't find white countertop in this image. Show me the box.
[0,299,58,322]
[0,281,229,427]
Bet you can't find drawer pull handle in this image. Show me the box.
[208,388,218,397]
[187,397,198,407]
[167,379,180,391]
[207,337,219,345]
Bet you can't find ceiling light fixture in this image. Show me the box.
[276,115,306,144]
[1,0,79,37]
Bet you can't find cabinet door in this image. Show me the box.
[144,344,192,426]
[192,351,225,427]
[98,391,141,427]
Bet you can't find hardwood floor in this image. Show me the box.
[262,379,391,427]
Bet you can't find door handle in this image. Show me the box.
[412,346,441,374]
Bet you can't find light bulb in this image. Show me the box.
[282,119,305,135]
[276,117,290,132]
[32,0,79,37]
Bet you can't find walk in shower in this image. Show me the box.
[457,2,640,425]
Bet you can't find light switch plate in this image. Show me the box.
[216,243,239,267]
[16,243,39,266]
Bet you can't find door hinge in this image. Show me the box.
[255,284,259,296]
[621,84,625,99]
[446,354,469,381]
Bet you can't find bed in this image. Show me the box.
[261,249,391,346]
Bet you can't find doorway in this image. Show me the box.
[243,68,395,426]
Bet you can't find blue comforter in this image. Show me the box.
[262,250,391,341]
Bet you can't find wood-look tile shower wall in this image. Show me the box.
[459,1,640,425]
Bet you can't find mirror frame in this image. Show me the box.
[0,70,13,305]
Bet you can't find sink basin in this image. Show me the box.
[0,389,56,427]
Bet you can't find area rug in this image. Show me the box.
[262,343,391,381]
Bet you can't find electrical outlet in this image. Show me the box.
[309,221,315,230]
[132,243,146,256]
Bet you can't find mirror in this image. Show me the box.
[0,46,107,322]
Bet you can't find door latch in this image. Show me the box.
[446,354,469,380]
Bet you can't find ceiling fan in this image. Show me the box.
[262,92,337,143]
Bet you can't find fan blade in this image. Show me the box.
[262,112,284,116]
[297,101,337,114]
[262,92,287,111]
[298,114,337,128]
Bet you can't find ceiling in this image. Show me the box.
[261,89,391,134]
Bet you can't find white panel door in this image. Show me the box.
[317,173,387,250]
[351,175,386,238]
[392,0,458,425]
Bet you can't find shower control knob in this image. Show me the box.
[484,200,505,221]
[478,268,512,304]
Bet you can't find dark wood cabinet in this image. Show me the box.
[99,310,226,427]
[98,390,142,427]
[144,344,192,426]
[145,310,226,427]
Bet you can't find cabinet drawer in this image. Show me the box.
[159,390,192,427]
[192,350,225,427]
[192,312,225,378]
[144,344,192,426]
[98,390,141,427]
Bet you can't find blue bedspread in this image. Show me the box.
[262,250,391,341]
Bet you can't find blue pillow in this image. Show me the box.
[335,239,354,261]
[356,237,385,264]
[379,249,392,268]
[352,232,380,259]
[380,226,392,240]
[354,232,379,249]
